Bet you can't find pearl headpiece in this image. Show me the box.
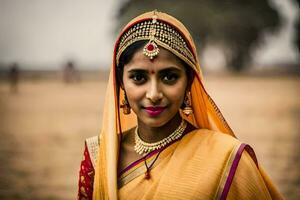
[116,11,196,67]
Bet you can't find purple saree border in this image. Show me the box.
[118,136,181,177]
[220,143,247,200]
[118,148,160,177]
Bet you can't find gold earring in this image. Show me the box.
[120,92,131,115]
[183,92,193,116]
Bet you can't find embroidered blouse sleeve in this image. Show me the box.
[77,142,95,200]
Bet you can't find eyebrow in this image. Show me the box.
[127,66,183,74]
[159,67,182,74]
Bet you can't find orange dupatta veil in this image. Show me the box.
[93,11,238,200]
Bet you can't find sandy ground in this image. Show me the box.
[0,75,299,199]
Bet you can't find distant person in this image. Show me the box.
[78,11,284,199]
[9,62,19,93]
[63,61,80,83]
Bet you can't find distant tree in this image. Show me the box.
[116,0,280,71]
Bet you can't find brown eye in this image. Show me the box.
[162,73,179,84]
[129,73,147,84]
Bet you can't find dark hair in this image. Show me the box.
[116,40,147,87]
[116,40,194,88]
[118,40,147,69]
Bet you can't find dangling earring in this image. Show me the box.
[182,91,193,116]
[120,92,131,115]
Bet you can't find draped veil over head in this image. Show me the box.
[92,10,272,200]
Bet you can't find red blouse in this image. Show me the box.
[77,143,95,200]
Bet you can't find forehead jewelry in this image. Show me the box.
[116,11,196,68]
[143,11,160,59]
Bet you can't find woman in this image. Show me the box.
[78,10,284,200]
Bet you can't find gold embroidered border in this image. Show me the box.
[85,136,100,169]
[118,139,180,189]
[118,155,157,188]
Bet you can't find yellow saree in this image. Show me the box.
[118,130,278,200]
[92,10,284,200]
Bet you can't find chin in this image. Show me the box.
[140,116,170,128]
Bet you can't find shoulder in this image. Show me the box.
[226,150,274,199]
[183,128,241,151]
[179,129,258,168]
[187,129,259,166]
[85,135,100,169]
[175,129,244,171]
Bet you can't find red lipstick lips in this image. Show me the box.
[144,106,166,116]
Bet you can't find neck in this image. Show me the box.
[137,112,182,143]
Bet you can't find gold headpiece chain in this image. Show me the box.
[116,12,196,67]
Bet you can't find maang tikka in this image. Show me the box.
[120,92,131,115]
[143,11,160,59]
[182,91,193,115]
[115,10,196,68]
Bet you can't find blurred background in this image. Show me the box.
[0,0,299,199]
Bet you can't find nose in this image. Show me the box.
[146,79,163,103]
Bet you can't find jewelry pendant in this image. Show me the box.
[143,40,159,59]
[143,10,160,60]
[145,169,151,179]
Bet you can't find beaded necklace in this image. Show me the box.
[134,119,187,155]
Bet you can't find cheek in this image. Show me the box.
[165,80,187,105]
[123,82,144,104]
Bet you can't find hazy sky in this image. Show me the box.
[0,0,299,70]
[0,0,119,69]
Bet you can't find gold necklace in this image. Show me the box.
[134,119,187,155]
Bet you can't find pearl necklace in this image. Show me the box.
[134,119,187,155]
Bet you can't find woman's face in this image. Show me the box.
[123,47,188,128]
